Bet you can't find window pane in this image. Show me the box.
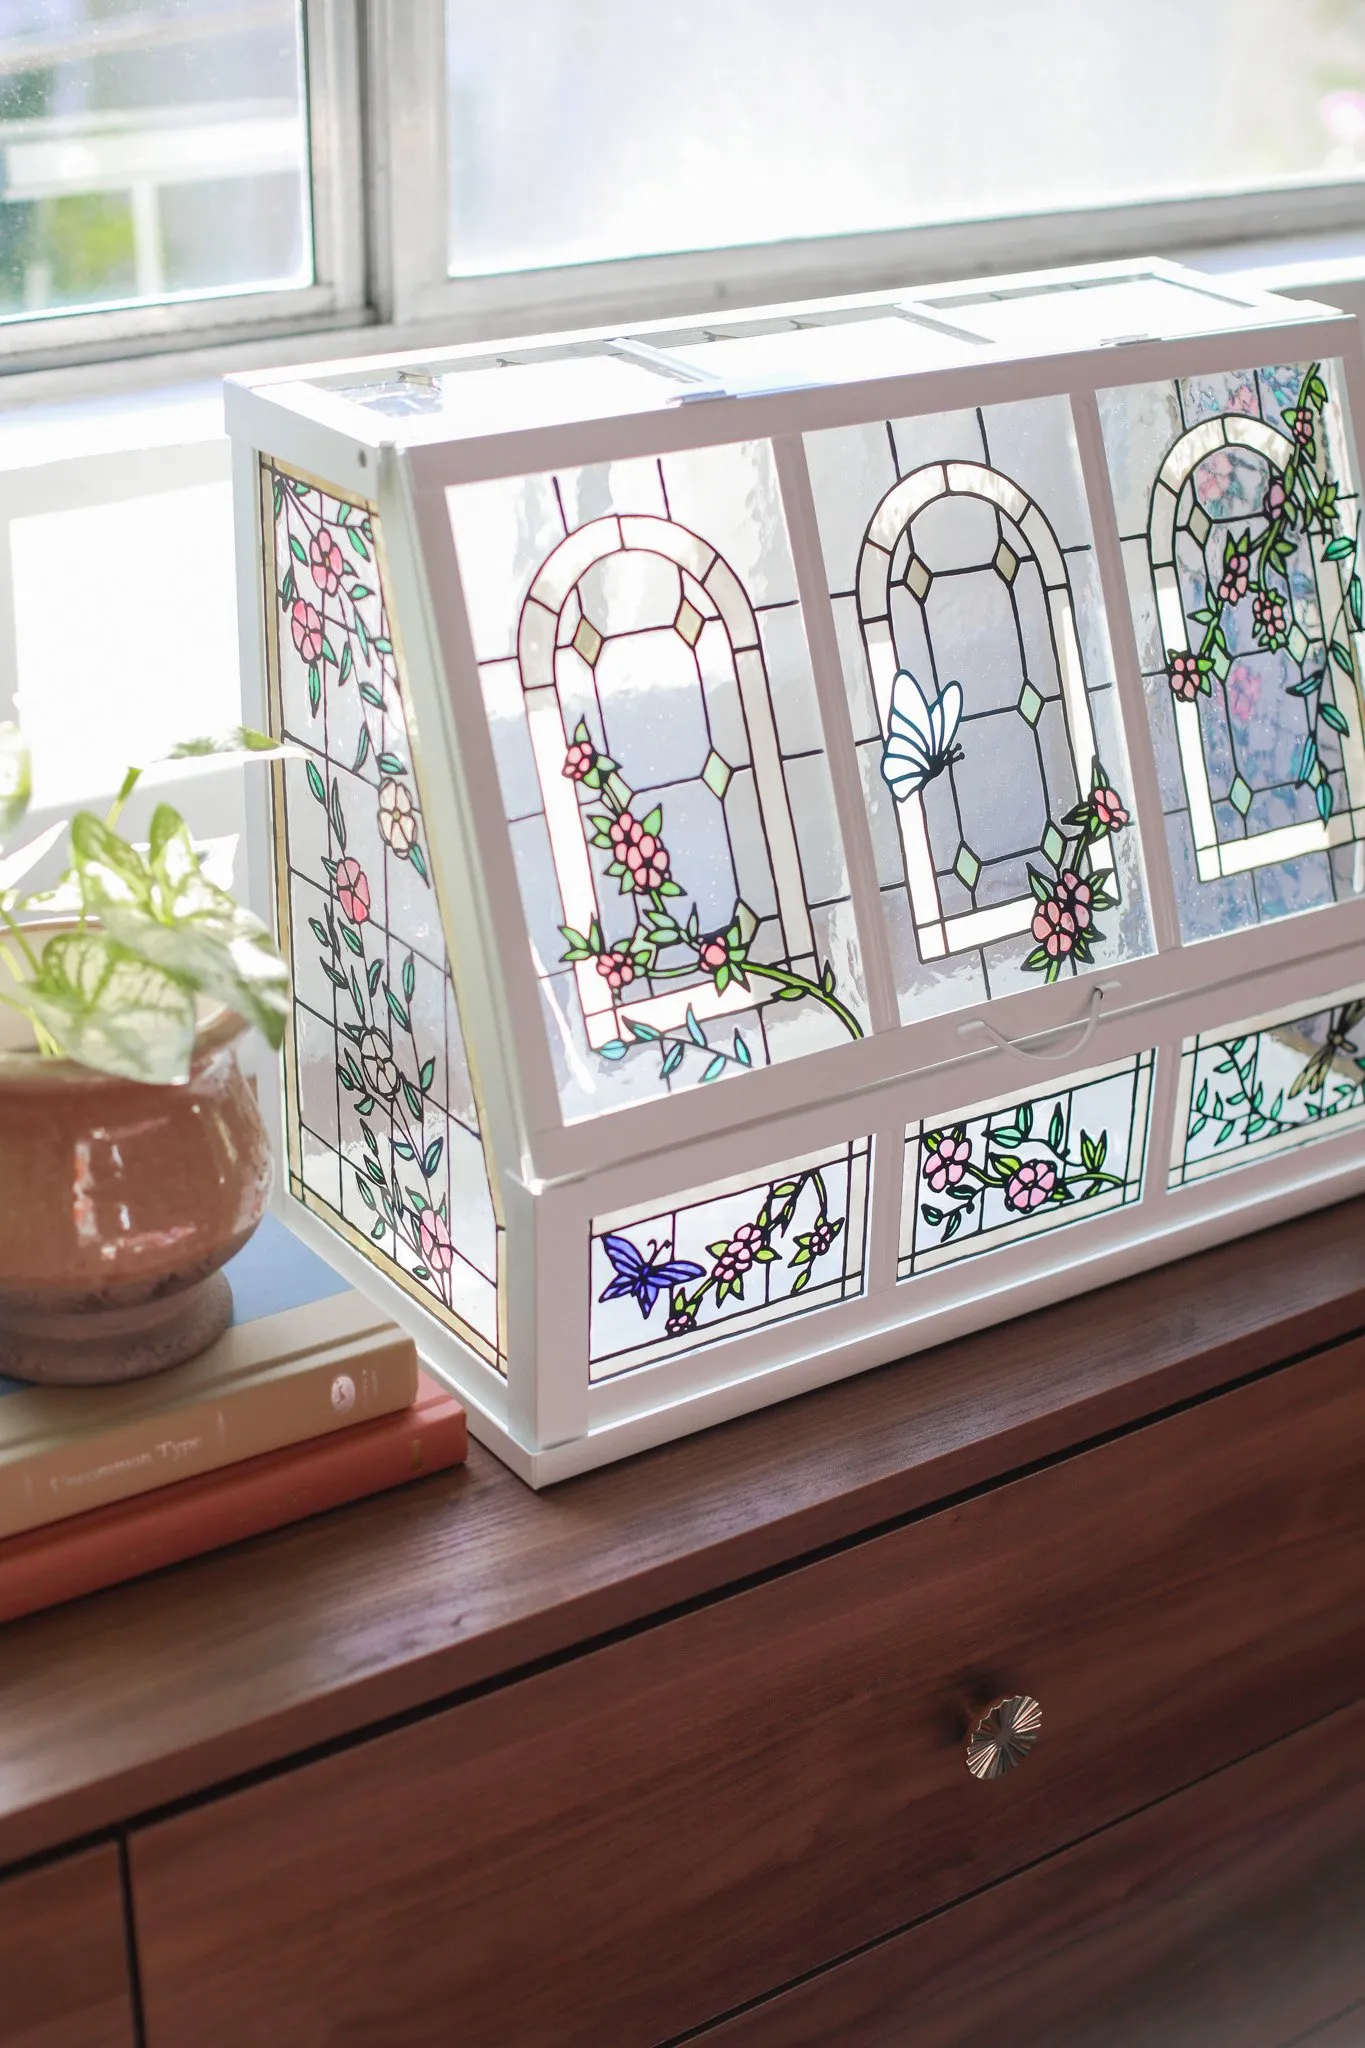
[1171,984,1365,1187]
[0,0,311,321]
[448,444,871,1128]
[1098,357,1365,940]
[446,0,1365,276]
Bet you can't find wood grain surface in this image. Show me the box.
[0,1845,134,2048]
[3,1197,1363,1870]
[699,1693,1365,2048]
[128,1337,1365,2048]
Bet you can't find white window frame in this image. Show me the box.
[372,0,1365,344]
[0,0,367,374]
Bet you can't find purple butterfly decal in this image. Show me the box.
[598,1234,704,1319]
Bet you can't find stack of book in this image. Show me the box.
[0,1216,466,1625]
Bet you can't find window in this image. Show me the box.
[7,3,1365,830]
[451,442,868,1125]
[0,0,361,363]
[1100,357,1365,936]
[442,0,1365,283]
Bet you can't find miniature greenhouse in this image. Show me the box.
[228,258,1365,1482]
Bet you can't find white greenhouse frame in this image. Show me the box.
[228,258,1365,1484]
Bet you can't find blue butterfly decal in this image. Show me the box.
[881,668,965,800]
[598,1234,704,1318]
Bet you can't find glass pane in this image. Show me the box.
[806,395,1154,1022]
[899,1053,1154,1278]
[0,0,310,321]
[263,459,504,1371]
[446,0,1365,275]
[1171,985,1365,1188]
[590,1136,871,1380]
[1099,358,1365,940]
[448,444,870,1126]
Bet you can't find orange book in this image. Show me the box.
[0,1371,465,1626]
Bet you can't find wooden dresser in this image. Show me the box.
[5,1198,1365,2048]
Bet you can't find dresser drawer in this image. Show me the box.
[130,1339,1365,2048]
[0,1845,135,2048]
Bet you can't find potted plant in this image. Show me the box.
[0,724,290,1385]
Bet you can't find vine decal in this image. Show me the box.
[270,463,500,1349]
[305,849,456,1307]
[272,468,431,884]
[559,720,861,1081]
[1023,762,1131,984]
[598,1166,846,1339]
[918,1098,1124,1247]
[1165,361,1361,825]
[1188,1001,1365,1154]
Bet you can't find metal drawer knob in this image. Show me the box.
[965,1694,1042,1780]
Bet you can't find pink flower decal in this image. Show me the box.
[608,811,670,893]
[378,778,417,854]
[290,599,324,664]
[563,739,595,781]
[711,1221,763,1284]
[419,1209,455,1276]
[1252,589,1288,651]
[1005,1159,1057,1212]
[1263,477,1287,522]
[1168,651,1207,702]
[1217,548,1250,605]
[1030,871,1092,962]
[309,527,345,596]
[699,937,728,974]
[925,1132,972,1194]
[1090,785,1130,830]
[596,949,635,992]
[334,855,370,925]
[804,1217,838,1258]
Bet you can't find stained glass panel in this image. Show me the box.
[1170,987,1365,1188]
[263,459,504,1370]
[589,1137,871,1379]
[805,397,1154,1024]
[899,1052,1153,1278]
[1098,359,1365,940]
[448,445,870,1125]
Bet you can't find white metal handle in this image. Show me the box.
[956,980,1122,1066]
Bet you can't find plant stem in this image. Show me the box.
[0,900,40,976]
[743,960,864,1040]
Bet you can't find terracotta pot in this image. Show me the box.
[0,1001,273,1385]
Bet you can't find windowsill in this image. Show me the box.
[3,225,1365,418]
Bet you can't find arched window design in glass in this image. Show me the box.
[262,460,504,1370]
[1098,360,1365,938]
[899,1052,1153,1278]
[1170,982,1365,1188]
[448,446,869,1124]
[804,399,1154,1022]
